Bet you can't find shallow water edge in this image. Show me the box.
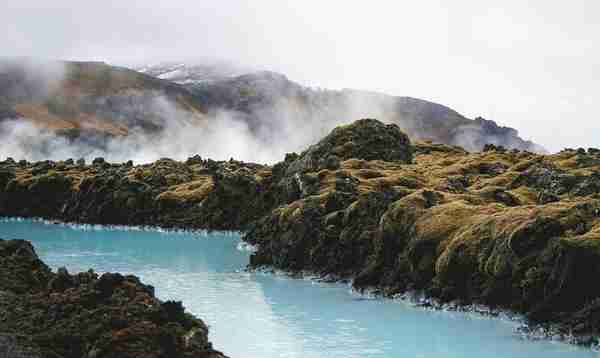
[2,215,600,352]
[248,264,600,349]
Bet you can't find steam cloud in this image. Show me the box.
[0,61,389,164]
[0,102,372,164]
[0,112,283,164]
[0,60,543,164]
[0,97,354,164]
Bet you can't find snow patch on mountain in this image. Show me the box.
[136,62,250,85]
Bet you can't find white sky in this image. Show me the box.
[2,0,598,152]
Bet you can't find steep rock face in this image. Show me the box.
[0,239,227,358]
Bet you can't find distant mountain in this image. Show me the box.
[183,69,545,153]
[136,63,544,152]
[0,59,205,138]
[0,60,545,161]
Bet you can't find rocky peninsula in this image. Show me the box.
[0,239,227,358]
[1,118,600,347]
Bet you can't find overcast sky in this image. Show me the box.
[2,0,598,151]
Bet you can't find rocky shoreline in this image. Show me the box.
[0,153,275,231]
[1,118,600,347]
[0,238,227,358]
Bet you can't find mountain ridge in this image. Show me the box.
[158,63,545,153]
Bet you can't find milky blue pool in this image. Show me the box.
[1,218,597,358]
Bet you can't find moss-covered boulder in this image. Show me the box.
[286,118,412,175]
[272,119,412,204]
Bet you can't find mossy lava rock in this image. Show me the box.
[0,239,227,358]
[286,118,413,174]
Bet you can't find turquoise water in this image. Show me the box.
[1,218,597,358]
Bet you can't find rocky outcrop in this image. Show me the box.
[270,119,412,204]
[286,118,412,173]
[0,157,274,230]
[0,239,227,358]
[242,122,600,344]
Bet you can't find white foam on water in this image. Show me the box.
[0,216,242,237]
[237,241,258,253]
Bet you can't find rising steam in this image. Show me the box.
[0,60,543,164]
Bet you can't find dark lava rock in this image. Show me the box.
[511,164,579,196]
[92,157,105,165]
[483,143,507,153]
[185,155,203,165]
[0,153,275,231]
[0,168,15,190]
[0,334,43,358]
[0,239,227,358]
[537,190,560,204]
[285,118,412,175]
[272,119,412,203]
[240,122,600,346]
